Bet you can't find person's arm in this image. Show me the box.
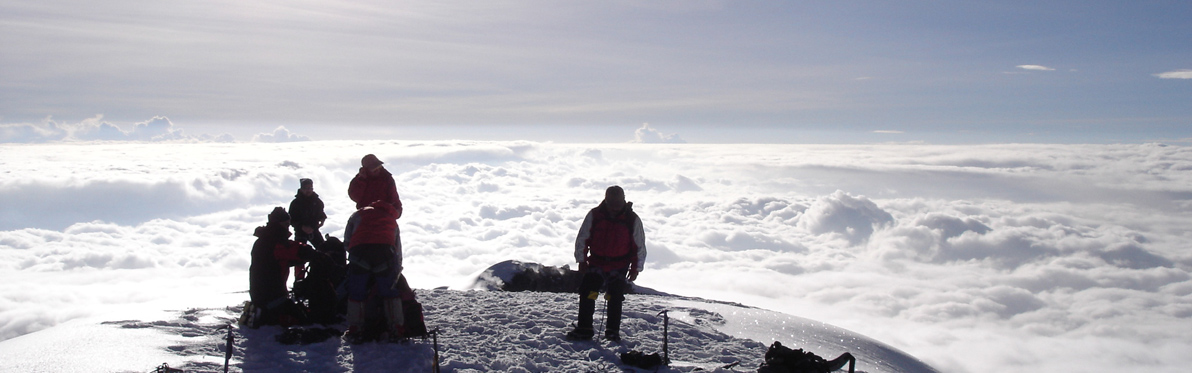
[343,210,361,249]
[288,199,303,230]
[633,216,646,272]
[347,172,366,206]
[316,199,327,227]
[574,210,595,267]
[389,179,403,219]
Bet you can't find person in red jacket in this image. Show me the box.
[348,154,402,212]
[342,200,404,343]
[349,154,403,253]
[567,186,647,342]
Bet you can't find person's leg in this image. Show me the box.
[382,297,405,338]
[344,299,366,343]
[374,263,405,338]
[604,270,628,340]
[344,251,373,341]
[569,271,603,339]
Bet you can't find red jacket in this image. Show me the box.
[346,201,400,250]
[575,202,646,272]
[348,166,402,215]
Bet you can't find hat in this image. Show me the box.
[300,178,313,188]
[605,185,625,199]
[268,206,290,223]
[361,154,384,169]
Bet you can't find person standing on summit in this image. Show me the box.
[567,185,647,342]
[349,154,402,212]
[342,200,405,342]
[348,154,403,250]
[288,178,327,247]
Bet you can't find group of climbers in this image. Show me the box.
[247,154,418,343]
[248,153,649,345]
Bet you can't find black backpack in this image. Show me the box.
[620,350,663,369]
[758,341,854,373]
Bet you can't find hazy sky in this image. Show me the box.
[2,1,1190,143]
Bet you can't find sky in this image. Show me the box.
[1,2,1191,372]
[1,138,1191,373]
[2,0,1191,144]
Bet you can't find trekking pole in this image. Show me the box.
[599,296,608,334]
[431,327,441,373]
[657,310,670,366]
[224,323,234,373]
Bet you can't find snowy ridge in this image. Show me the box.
[1,289,938,373]
[0,260,939,372]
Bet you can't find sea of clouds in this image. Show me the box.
[1,139,1191,373]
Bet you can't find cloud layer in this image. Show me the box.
[2,141,1191,373]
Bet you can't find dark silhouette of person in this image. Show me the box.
[567,186,646,341]
[248,207,324,327]
[342,200,405,342]
[289,178,327,247]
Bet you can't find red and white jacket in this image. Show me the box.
[575,201,646,272]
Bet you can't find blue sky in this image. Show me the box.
[1,0,1189,143]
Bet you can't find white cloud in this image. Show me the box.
[1154,69,1192,79]
[1,141,1191,373]
[0,118,66,143]
[631,123,686,144]
[1017,65,1056,71]
[798,190,894,245]
[0,116,235,143]
[251,126,311,143]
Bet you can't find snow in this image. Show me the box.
[0,263,938,373]
[664,300,933,373]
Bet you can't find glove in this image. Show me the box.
[627,269,639,282]
[578,261,588,273]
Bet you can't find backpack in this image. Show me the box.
[758,341,850,373]
[402,299,429,338]
[620,350,663,369]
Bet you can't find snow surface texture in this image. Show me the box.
[0,288,937,373]
[2,141,1191,373]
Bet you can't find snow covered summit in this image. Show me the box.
[0,261,940,372]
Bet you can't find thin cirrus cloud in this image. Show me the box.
[1,132,1191,373]
[1016,64,1056,71]
[1154,69,1192,79]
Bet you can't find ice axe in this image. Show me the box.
[224,323,234,373]
[657,310,670,366]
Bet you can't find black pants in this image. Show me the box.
[577,268,629,334]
